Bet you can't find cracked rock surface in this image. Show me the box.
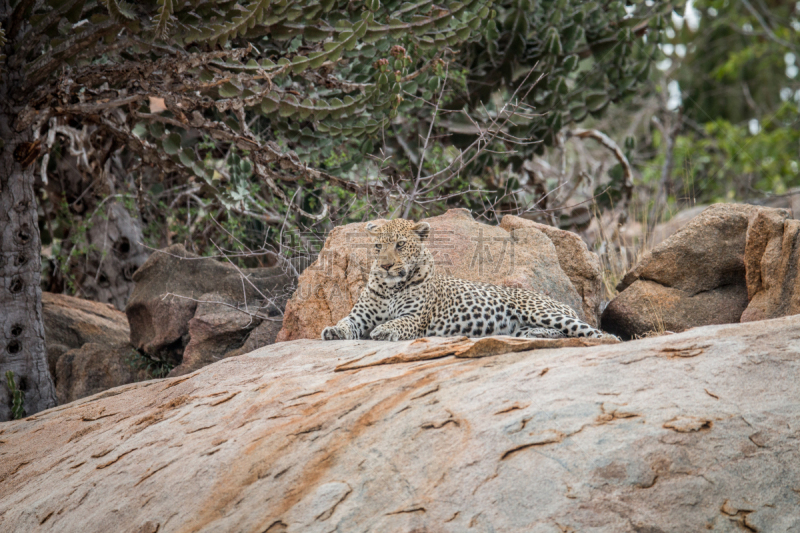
[1,316,799,532]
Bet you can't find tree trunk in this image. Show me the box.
[0,20,58,420]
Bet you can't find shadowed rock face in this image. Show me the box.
[42,292,131,376]
[54,343,149,405]
[126,244,296,366]
[41,292,146,404]
[603,204,794,338]
[2,316,799,532]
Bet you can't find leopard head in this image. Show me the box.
[365,219,432,287]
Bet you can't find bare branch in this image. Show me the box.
[565,128,634,219]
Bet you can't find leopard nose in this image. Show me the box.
[381,263,392,271]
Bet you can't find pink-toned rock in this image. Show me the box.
[743,207,789,300]
[616,204,773,295]
[500,214,602,324]
[741,214,800,322]
[650,205,710,248]
[1,316,799,532]
[278,209,593,341]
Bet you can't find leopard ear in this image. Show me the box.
[365,222,379,236]
[412,221,431,242]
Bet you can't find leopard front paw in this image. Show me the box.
[370,324,401,342]
[322,325,350,340]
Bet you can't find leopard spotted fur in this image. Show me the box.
[321,219,616,342]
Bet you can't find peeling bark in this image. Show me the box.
[0,4,58,420]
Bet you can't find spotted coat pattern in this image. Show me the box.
[322,219,615,342]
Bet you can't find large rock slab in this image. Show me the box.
[126,244,295,363]
[278,209,595,341]
[1,316,799,532]
[500,214,603,325]
[604,204,791,337]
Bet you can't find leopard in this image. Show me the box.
[321,218,617,342]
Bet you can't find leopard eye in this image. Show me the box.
[374,244,381,252]
[396,241,406,248]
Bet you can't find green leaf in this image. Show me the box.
[66,0,87,23]
[102,0,136,21]
[544,26,562,55]
[132,122,147,139]
[279,95,298,117]
[149,122,165,138]
[163,133,182,155]
[219,82,241,98]
[288,57,305,75]
[154,0,174,39]
[299,98,314,119]
[563,55,579,71]
[202,0,271,46]
[585,90,608,112]
[485,19,498,40]
[179,147,195,166]
[192,162,209,179]
[261,95,279,114]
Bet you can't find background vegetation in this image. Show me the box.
[0,0,796,299]
[22,1,797,306]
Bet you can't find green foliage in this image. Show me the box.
[102,0,137,21]
[42,195,122,295]
[676,0,799,124]
[125,350,174,379]
[454,0,676,148]
[5,371,25,420]
[154,0,175,39]
[629,0,800,211]
[10,0,668,182]
[641,102,800,204]
[8,0,684,275]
